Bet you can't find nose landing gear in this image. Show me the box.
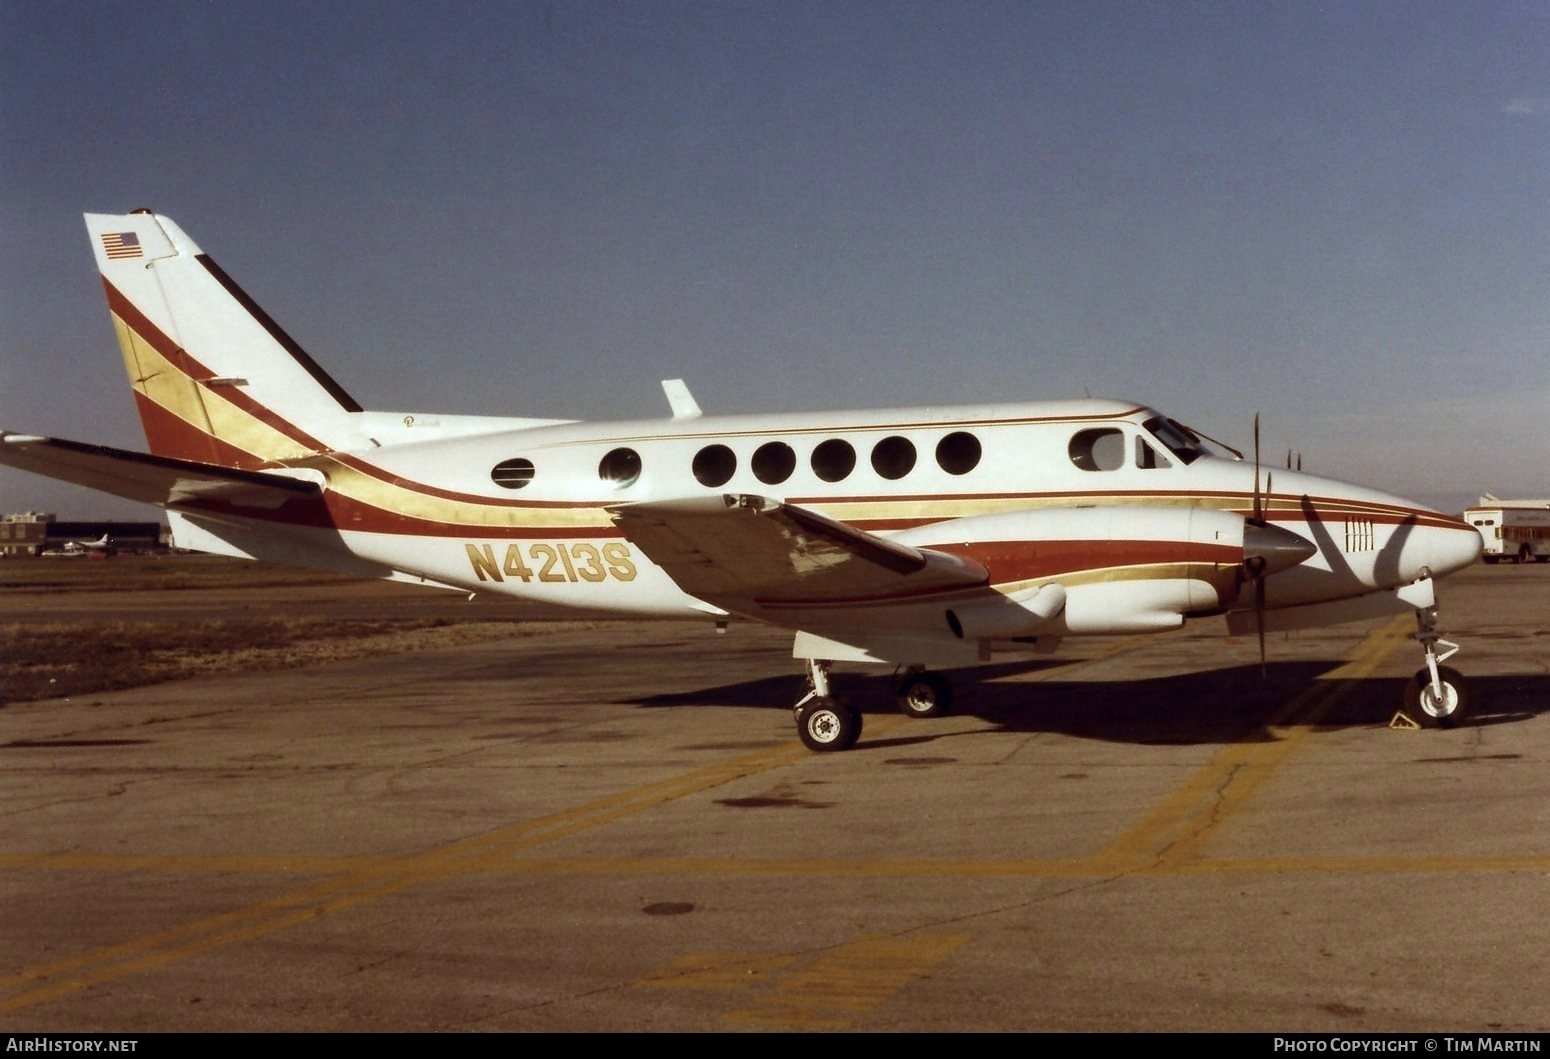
[1406,581,1468,728]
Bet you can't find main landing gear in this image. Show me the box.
[1405,584,1469,728]
[793,659,862,752]
[894,666,954,719]
[791,661,960,751]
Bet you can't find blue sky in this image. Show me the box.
[2,1,1546,519]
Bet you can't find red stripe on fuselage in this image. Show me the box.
[160,473,1472,544]
[931,538,1241,584]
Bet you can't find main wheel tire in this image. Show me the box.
[796,698,862,752]
[1519,545,1533,564]
[1404,665,1468,728]
[898,671,953,719]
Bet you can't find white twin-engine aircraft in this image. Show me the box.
[1,211,1484,751]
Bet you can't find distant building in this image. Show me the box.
[0,511,54,557]
[0,512,168,558]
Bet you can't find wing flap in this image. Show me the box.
[0,432,320,509]
[608,494,986,610]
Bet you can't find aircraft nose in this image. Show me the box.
[1430,523,1484,576]
[1397,516,1483,581]
[1244,521,1317,575]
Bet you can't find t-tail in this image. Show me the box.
[86,210,364,469]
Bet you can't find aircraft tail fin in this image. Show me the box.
[85,210,362,469]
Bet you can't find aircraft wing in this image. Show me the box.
[607,494,987,613]
[0,432,320,509]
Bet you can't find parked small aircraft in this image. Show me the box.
[0,211,1483,749]
[60,533,115,555]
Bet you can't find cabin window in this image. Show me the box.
[935,432,981,475]
[692,444,736,487]
[1069,428,1126,472]
[491,458,535,489]
[598,447,642,488]
[870,436,916,480]
[1136,438,1172,469]
[811,439,856,482]
[752,441,796,485]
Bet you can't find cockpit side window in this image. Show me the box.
[1069,428,1126,471]
[1144,416,1207,465]
[1136,437,1172,469]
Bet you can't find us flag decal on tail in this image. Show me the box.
[101,231,142,259]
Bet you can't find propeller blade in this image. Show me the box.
[1252,414,1263,524]
[1286,449,1292,470]
[1256,574,1267,677]
[1241,522,1314,681]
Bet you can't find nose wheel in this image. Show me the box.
[1405,663,1467,727]
[1408,587,1469,728]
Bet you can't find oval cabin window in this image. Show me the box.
[935,432,981,476]
[491,458,535,489]
[692,444,736,488]
[811,439,857,483]
[870,436,916,480]
[752,442,796,485]
[598,447,642,488]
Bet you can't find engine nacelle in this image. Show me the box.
[895,506,1287,638]
[946,582,1067,640]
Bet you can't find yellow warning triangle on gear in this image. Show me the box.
[1389,711,1422,730]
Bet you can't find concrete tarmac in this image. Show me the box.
[2,564,1547,1032]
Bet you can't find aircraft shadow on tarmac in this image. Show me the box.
[634,661,1549,749]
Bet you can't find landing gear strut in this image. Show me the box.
[793,659,862,752]
[1405,585,1468,728]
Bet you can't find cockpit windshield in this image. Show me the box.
[1143,416,1210,465]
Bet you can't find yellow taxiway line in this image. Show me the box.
[7,619,1540,1024]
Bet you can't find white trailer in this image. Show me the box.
[1465,495,1550,564]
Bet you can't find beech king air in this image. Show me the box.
[0,211,1484,750]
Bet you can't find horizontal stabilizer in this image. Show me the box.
[0,432,320,509]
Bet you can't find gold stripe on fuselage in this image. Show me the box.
[758,562,1231,611]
